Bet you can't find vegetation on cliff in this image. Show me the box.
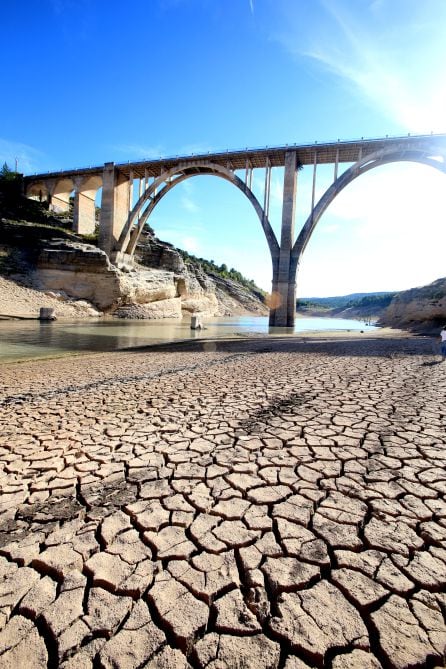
[177,249,265,303]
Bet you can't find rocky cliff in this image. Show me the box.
[378,277,446,333]
[1,218,267,319]
[133,230,267,316]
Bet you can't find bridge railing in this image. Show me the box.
[113,132,444,169]
[25,132,446,177]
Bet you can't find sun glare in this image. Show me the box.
[297,161,446,296]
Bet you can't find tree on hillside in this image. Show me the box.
[0,162,23,199]
[1,162,15,179]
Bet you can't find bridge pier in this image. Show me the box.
[46,179,70,213]
[49,192,70,213]
[73,190,96,235]
[99,162,132,256]
[269,151,298,328]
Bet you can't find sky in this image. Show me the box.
[1,0,446,296]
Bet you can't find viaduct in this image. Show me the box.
[24,133,446,327]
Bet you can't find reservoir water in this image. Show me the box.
[0,316,377,364]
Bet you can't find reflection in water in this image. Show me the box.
[38,321,57,348]
[0,315,377,363]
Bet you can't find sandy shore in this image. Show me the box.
[0,275,100,319]
[0,333,445,668]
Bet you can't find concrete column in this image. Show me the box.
[137,176,144,224]
[248,168,253,190]
[73,191,96,235]
[311,152,317,211]
[45,179,57,210]
[269,151,298,327]
[263,161,271,218]
[334,146,339,181]
[98,162,132,256]
[50,193,71,212]
[128,169,134,212]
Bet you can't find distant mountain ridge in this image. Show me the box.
[301,291,393,302]
[298,292,396,311]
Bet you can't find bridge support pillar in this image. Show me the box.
[50,192,70,213]
[73,191,96,235]
[269,150,298,327]
[99,163,131,256]
[46,178,72,213]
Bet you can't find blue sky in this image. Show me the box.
[1,0,446,295]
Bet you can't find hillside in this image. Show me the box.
[298,282,446,334]
[0,173,267,319]
[297,292,396,320]
[378,277,446,333]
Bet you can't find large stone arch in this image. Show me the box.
[116,162,279,266]
[290,147,446,278]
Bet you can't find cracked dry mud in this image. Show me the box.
[0,334,445,668]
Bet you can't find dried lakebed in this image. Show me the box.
[0,334,445,668]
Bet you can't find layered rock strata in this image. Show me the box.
[33,239,266,319]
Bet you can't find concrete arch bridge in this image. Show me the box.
[25,133,446,326]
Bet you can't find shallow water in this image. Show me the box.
[0,315,377,363]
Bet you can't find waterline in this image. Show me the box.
[0,315,377,363]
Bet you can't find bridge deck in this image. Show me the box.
[25,133,446,181]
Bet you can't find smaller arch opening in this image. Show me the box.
[74,175,103,237]
[26,181,50,204]
[134,173,275,293]
[51,177,75,214]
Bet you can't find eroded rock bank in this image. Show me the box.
[298,279,446,335]
[33,237,267,319]
[378,277,446,333]
[0,216,268,320]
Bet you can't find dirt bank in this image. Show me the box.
[0,275,101,319]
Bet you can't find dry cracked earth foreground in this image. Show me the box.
[0,335,445,669]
